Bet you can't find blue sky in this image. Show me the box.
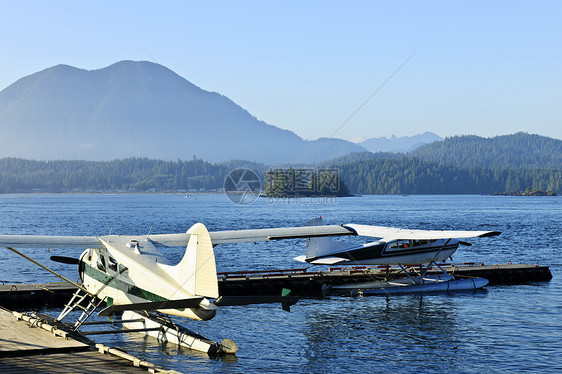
[1,1,560,141]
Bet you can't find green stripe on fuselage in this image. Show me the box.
[82,262,169,304]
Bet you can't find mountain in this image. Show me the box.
[409,132,562,169]
[0,61,366,164]
[322,151,401,166]
[359,131,442,153]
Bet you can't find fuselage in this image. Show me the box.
[78,236,217,321]
[306,238,459,265]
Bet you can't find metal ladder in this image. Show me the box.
[57,287,106,331]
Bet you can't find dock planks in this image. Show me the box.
[0,308,89,356]
[0,351,161,374]
[0,307,179,373]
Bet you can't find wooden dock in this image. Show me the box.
[217,263,553,297]
[0,263,551,308]
[0,307,179,373]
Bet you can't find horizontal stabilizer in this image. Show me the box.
[294,254,347,265]
[309,257,348,265]
[214,295,299,307]
[214,295,298,312]
[98,297,204,316]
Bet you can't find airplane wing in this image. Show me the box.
[343,224,501,241]
[0,235,103,249]
[208,225,355,244]
[0,225,355,249]
[148,225,354,246]
[0,233,200,250]
[0,223,499,249]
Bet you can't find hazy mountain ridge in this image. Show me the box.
[0,61,366,164]
[359,131,443,153]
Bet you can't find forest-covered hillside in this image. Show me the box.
[335,158,560,194]
[0,158,266,193]
[409,132,561,169]
[0,133,560,194]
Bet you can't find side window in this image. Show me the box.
[108,256,118,272]
[118,264,128,274]
[97,254,107,273]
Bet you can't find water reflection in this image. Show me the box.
[301,293,487,373]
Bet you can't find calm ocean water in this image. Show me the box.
[1,194,561,373]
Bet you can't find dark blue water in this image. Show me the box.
[1,194,561,373]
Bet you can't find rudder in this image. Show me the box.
[172,223,218,299]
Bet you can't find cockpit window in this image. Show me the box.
[108,256,118,272]
[97,254,107,272]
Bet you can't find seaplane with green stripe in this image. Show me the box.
[0,221,356,353]
[0,222,353,320]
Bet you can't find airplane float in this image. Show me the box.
[0,218,499,353]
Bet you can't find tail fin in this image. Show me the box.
[170,223,218,299]
[305,217,351,260]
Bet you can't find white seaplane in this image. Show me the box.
[294,217,501,295]
[0,221,354,354]
[0,219,499,352]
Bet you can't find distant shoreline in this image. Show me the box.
[493,190,557,196]
[2,191,559,197]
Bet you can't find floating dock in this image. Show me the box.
[0,307,179,373]
[0,263,551,308]
[217,262,552,297]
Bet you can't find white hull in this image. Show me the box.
[122,311,237,355]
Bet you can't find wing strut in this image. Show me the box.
[5,246,90,295]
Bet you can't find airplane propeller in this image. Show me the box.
[50,255,81,265]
